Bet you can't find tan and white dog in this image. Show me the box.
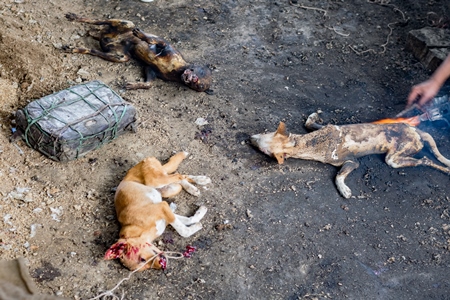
[104,151,210,271]
[251,113,450,199]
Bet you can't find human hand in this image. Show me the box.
[407,79,442,108]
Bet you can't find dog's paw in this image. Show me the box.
[192,206,207,222]
[181,181,200,197]
[305,112,324,131]
[189,175,211,185]
[336,176,352,199]
[338,185,352,199]
[189,188,201,197]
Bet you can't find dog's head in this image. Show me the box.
[181,65,212,93]
[104,239,167,271]
[250,122,294,164]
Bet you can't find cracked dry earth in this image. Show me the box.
[0,0,449,299]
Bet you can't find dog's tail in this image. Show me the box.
[417,129,450,168]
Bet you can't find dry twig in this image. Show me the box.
[325,26,350,37]
[289,1,328,17]
[350,0,408,55]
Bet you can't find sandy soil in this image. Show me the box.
[0,0,449,299]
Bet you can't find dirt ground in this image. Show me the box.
[0,0,449,299]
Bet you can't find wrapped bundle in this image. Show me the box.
[15,80,137,161]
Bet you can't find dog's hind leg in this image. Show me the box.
[416,129,450,167]
[386,153,450,175]
[335,160,360,198]
[174,206,208,225]
[65,13,135,30]
[63,47,131,63]
[385,137,450,174]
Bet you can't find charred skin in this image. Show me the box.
[64,13,212,92]
[131,28,212,92]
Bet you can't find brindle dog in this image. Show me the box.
[251,112,450,199]
[64,13,212,93]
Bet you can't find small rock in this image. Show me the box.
[52,42,63,49]
[195,117,208,126]
[77,68,90,77]
[70,34,81,40]
[33,208,43,214]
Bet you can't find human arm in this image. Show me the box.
[407,54,450,107]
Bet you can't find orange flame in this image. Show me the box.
[371,116,421,127]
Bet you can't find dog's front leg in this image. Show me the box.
[132,28,165,46]
[63,47,131,63]
[186,175,212,185]
[170,217,203,238]
[305,112,324,131]
[162,152,188,174]
[335,160,360,199]
[174,206,208,225]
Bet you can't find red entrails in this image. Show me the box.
[159,255,167,270]
[183,245,197,258]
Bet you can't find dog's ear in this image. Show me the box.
[276,122,287,136]
[274,153,285,164]
[104,241,127,260]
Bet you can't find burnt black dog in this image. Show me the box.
[64,13,212,93]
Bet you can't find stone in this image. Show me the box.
[406,27,450,71]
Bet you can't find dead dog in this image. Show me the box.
[64,13,212,93]
[251,112,450,199]
[104,152,211,271]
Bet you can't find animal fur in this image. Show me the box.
[64,13,212,93]
[104,151,211,271]
[251,112,450,199]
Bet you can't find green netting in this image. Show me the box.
[15,80,137,161]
